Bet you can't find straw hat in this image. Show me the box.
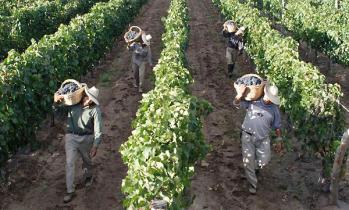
[85,86,100,105]
[142,33,152,46]
[264,83,280,105]
[235,26,246,36]
[223,20,237,33]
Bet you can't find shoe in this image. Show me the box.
[138,87,143,93]
[248,184,257,194]
[63,192,76,203]
[85,176,93,188]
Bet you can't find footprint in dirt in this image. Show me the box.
[54,182,66,195]
[114,99,123,104]
[49,204,76,210]
[54,173,65,181]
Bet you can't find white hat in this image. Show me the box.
[85,86,100,105]
[142,33,152,45]
[235,26,246,36]
[264,83,280,105]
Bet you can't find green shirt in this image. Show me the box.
[66,104,103,146]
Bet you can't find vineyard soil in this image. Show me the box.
[0,0,349,210]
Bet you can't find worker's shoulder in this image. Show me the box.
[87,104,101,113]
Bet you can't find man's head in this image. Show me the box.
[82,86,99,107]
[224,20,237,33]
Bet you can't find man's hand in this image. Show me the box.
[235,84,247,99]
[90,146,98,158]
[54,93,64,103]
[273,141,284,154]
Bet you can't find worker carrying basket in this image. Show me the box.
[233,74,283,195]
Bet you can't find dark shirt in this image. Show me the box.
[222,30,244,50]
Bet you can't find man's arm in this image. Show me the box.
[90,106,103,157]
[233,84,247,107]
[272,107,284,153]
[93,106,103,147]
[272,106,282,138]
[147,46,153,66]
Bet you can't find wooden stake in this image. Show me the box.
[330,129,349,205]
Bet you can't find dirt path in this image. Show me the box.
[186,0,349,209]
[0,0,169,209]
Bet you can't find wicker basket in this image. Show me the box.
[56,79,86,106]
[234,74,265,101]
[124,26,142,44]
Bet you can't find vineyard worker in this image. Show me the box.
[54,86,103,203]
[222,21,245,78]
[128,32,153,93]
[233,82,283,194]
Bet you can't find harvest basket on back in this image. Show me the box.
[234,74,265,101]
[56,79,86,106]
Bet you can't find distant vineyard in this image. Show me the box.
[248,0,349,67]
[0,0,53,16]
[0,0,108,60]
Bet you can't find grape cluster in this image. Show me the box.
[235,76,262,86]
[57,82,79,95]
[126,31,137,40]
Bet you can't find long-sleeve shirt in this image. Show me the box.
[222,30,244,50]
[129,42,152,65]
[238,99,281,140]
[58,104,103,146]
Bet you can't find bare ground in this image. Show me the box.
[0,0,169,209]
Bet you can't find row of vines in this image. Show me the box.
[249,0,349,67]
[0,0,50,16]
[0,0,147,165]
[213,0,345,174]
[0,0,108,60]
[120,0,211,208]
